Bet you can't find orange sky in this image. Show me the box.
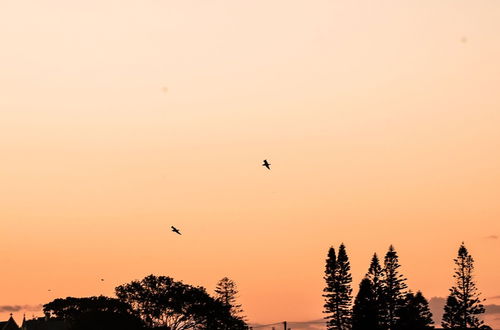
[1,0,500,328]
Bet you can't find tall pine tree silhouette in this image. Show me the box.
[366,253,385,328]
[352,278,378,330]
[323,244,353,330]
[324,246,338,329]
[381,245,407,330]
[215,277,245,321]
[442,243,486,329]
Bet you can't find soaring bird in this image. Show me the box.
[171,226,182,235]
[262,159,271,170]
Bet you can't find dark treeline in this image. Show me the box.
[36,243,489,330]
[323,243,490,330]
[42,275,248,330]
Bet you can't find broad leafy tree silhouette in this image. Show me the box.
[115,274,247,330]
[43,296,144,330]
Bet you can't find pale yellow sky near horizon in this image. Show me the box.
[1,0,500,327]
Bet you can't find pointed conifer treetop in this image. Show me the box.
[382,245,408,329]
[323,246,337,320]
[442,242,486,329]
[383,245,408,297]
[412,291,434,328]
[336,243,353,316]
[323,244,353,330]
[364,253,384,329]
[366,253,383,294]
[214,277,245,320]
[337,243,352,287]
[324,246,337,287]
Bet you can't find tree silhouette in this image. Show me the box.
[381,245,408,329]
[366,253,385,328]
[324,246,338,329]
[395,291,434,330]
[442,243,486,329]
[115,274,247,330]
[215,277,245,321]
[43,296,144,330]
[323,244,353,330]
[71,310,145,330]
[442,295,461,328]
[43,296,137,319]
[352,278,378,330]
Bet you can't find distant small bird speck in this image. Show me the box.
[262,159,271,170]
[171,226,182,235]
[461,37,467,43]
[162,87,169,94]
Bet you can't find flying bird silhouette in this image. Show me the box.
[262,159,271,170]
[171,226,182,235]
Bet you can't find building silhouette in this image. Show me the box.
[0,315,68,330]
[0,315,19,330]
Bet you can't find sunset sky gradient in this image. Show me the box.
[1,0,500,327]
